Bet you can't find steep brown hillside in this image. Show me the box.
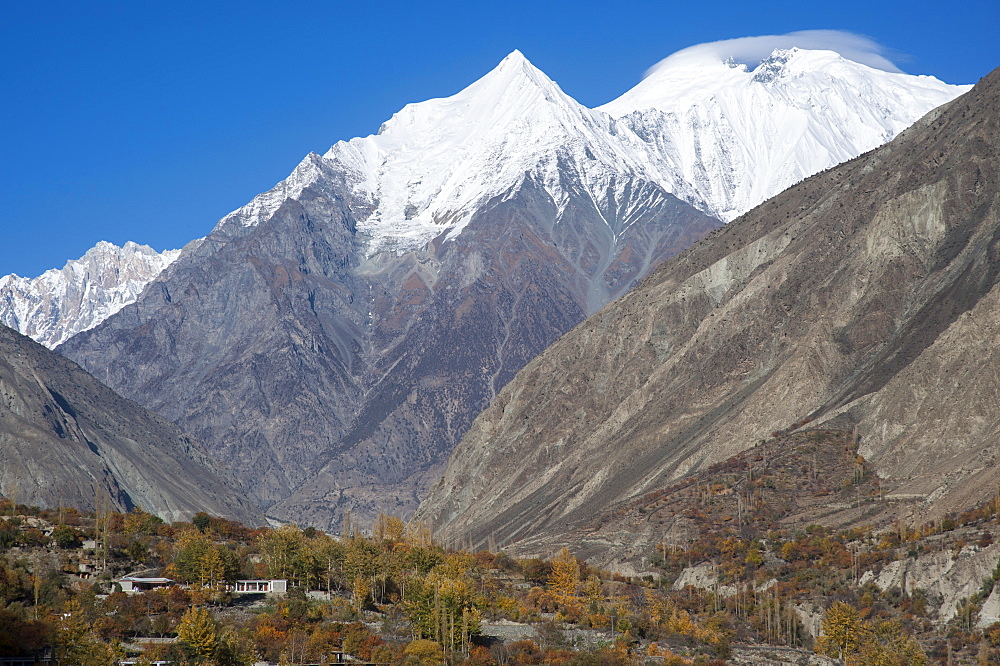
[0,324,260,524]
[417,68,1000,560]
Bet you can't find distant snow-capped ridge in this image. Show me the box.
[216,45,968,248]
[0,241,182,348]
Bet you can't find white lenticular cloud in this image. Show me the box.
[648,30,904,76]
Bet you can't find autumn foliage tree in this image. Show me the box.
[56,598,117,666]
[816,601,864,660]
[548,547,581,612]
[177,606,218,662]
[166,530,239,590]
[817,601,926,666]
[404,555,483,653]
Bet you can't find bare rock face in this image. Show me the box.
[0,324,259,524]
[861,542,1000,622]
[416,68,1000,559]
[59,164,718,530]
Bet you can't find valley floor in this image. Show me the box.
[2,433,1000,664]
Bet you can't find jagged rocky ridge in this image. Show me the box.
[56,47,968,531]
[416,67,1000,561]
[0,241,184,348]
[0,324,259,524]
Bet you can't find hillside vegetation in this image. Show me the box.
[4,431,1000,664]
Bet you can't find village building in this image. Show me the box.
[228,579,288,594]
[115,576,288,596]
[118,576,176,594]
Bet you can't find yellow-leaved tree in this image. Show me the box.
[816,601,865,661]
[857,618,927,666]
[177,606,218,661]
[373,513,406,542]
[56,598,118,666]
[404,639,445,665]
[816,602,926,666]
[547,547,581,611]
[199,547,225,589]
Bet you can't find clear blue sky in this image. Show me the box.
[2,0,996,278]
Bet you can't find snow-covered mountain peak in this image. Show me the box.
[500,48,527,64]
[468,48,561,100]
[604,47,866,116]
[598,46,970,219]
[747,47,890,86]
[212,51,603,248]
[322,51,655,255]
[1,241,182,348]
[366,49,576,148]
[750,47,801,82]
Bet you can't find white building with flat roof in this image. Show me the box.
[118,577,176,594]
[229,579,287,595]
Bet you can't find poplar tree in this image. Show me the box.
[548,547,581,609]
